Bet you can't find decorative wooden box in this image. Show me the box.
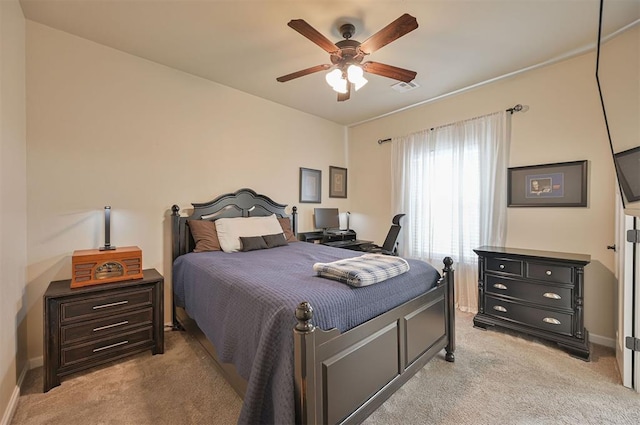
[71,246,143,288]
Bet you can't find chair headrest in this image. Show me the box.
[392,214,406,225]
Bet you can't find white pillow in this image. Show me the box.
[215,214,284,253]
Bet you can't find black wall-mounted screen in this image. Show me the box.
[614,146,640,202]
[314,208,340,230]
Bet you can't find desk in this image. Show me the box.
[298,230,372,251]
[322,239,373,251]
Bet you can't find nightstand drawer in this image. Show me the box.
[526,262,573,284]
[485,296,572,336]
[485,275,572,309]
[61,308,153,345]
[61,327,154,368]
[61,288,153,323]
[486,257,522,276]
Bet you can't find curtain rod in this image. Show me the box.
[377,104,524,145]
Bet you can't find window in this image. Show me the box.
[392,111,509,311]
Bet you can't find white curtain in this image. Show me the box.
[391,111,510,312]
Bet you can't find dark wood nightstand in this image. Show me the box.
[43,268,164,392]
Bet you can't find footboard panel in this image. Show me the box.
[406,295,446,365]
[295,283,449,425]
[323,323,399,424]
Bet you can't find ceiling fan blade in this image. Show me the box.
[276,64,332,82]
[361,61,417,83]
[358,14,418,54]
[288,19,340,53]
[337,83,351,102]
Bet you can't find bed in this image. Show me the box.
[171,188,455,425]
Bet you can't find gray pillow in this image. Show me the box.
[263,233,288,248]
[240,236,268,252]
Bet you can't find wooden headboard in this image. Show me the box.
[171,188,297,261]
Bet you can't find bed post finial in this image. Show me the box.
[295,301,315,332]
[171,204,180,216]
[443,256,453,271]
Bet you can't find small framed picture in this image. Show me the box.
[507,160,587,207]
[299,168,321,203]
[329,166,347,198]
[614,146,640,202]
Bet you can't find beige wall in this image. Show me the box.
[598,25,640,215]
[25,22,347,360]
[0,0,27,421]
[348,49,617,342]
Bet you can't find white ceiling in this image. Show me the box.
[19,0,640,126]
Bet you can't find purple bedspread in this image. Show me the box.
[172,242,440,425]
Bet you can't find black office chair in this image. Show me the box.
[361,214,406,255]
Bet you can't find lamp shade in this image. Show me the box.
[325,68,348,93]
[347,64,368,91]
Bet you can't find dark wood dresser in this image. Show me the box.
[473,246,591,360]
[43,268,164,392]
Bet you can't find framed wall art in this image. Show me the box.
[329,166,347,198]
[507,160,588,207]
[299,167,322,203]
[614,146,640,202]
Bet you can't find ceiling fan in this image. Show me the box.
[276,14,418,101]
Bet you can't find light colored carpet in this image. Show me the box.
[11,312,640,424]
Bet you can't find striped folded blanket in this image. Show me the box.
[313,253,410,287]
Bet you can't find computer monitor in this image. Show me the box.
[314,208,340,232]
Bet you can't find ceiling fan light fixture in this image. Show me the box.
[325,68,348,93]
[347,64,368,91]
[333,77,348,94]
[277,14,418,101]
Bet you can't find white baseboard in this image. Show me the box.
[29,356,43,369]
[590,332,615,348]
[0,363,29,425]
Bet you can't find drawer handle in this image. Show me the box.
[92,300,128,310]
[543,292,561,300]
[543,317,561,325]
[493,283,508,290]
[499,264,505,269]
[92,340,129,353]
[93,320,129,332]
[546,270,552,276]
[493,305,507,312]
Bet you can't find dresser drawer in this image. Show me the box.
[485,296,572,336]
[485,275,572,309]
[61,308,153,345]
[61,327,154,368]
[526,262,573,284]
[61,288,153,323]
[486,257,522,276]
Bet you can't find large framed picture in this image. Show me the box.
[299,167,321,203]
[507,160,588,207]
[614,146,640,202]
[329,166,348,198]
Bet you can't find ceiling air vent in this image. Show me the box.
[391,81,420,93]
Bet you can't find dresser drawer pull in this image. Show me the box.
[499,264,505,269]
[92,340,129,353]
[493,305,507,312]
[492,283,508,290]
[542,292,561,300]
[93,321,129,332]
[543,317,561,325]
[546,270,552,276]
[92,300,128,310]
